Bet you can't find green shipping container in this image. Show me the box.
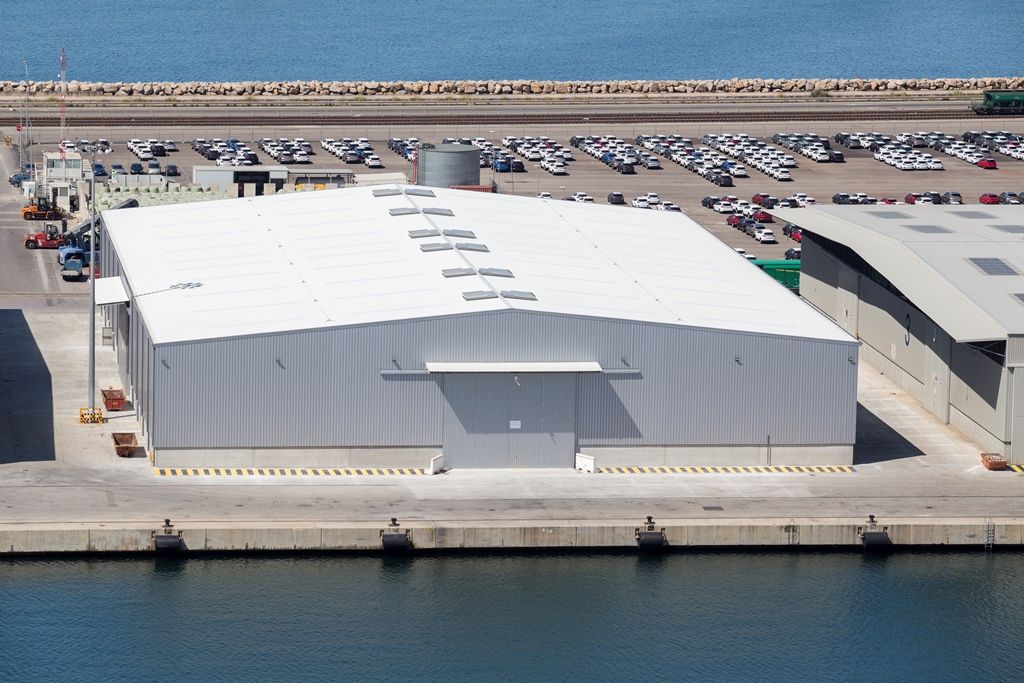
[752,259,800,290]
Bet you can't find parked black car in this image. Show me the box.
[129,163,143,175]
[701,196,720,208]
[785,247,801,260]
[828,150,845,162]
[941,191,962,204]
[164,164,180,177]
[607,192,625,205]
[832,193,850,204]
[615,161,635,174]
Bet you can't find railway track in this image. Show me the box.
[0,108,990,128]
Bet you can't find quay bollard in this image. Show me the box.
[152,518,187,555]
[858,514,893,552]
[635,515,668,550]
[381,517,414,553]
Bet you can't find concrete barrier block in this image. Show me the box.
[321,526,382,550]
[87,528,152,552]
[0,529,90,553]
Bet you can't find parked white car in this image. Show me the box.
[632,197,651,209]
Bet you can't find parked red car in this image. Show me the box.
[977,158,998,170]
[980,193,1000,205]
[751,209,773,222]
[791,229,803,242]
[751,192,770,205]
[880,198,900,205]
[904,193,921,204]
[727,214,743,226]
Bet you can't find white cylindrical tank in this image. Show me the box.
[417,144,480,188]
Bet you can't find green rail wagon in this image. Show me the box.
[972,90,1024,115]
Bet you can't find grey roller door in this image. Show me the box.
[442,373,576,468]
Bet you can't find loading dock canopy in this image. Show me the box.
[94,276,130,305]
[425,362,603,373]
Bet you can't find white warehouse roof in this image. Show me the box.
[771,205,1024,342]
[101,185,852,345]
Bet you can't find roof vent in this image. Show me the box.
[422,207,454,216]
[867,210,911,219]
[969,257,1019,276]
[442,268,477,278]
[1014,293,1024,305]
[479,268,514,278]
[420,243,454,252]
[389,207,420,216]
[408,228,441,239]
[953,211,995,219]
[990,224,1024,234]
[462,290,500,301]
[404,188,435,197]
[904,224,952,234]
[372,188,403,197]
[443,229,476,239]
[456,242,489,252]
[501,290,537,301]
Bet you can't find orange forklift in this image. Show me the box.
[21,196,60,221]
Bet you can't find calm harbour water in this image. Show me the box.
[2,551,1023,681]
[2,1,1023,82]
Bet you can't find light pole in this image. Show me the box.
[82,143,110,410]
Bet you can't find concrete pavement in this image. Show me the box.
[4,111,1024,552]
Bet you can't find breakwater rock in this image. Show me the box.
[1,77,1022,97]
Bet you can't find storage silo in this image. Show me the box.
[417,143,480,188]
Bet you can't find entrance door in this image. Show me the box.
[442,373,576,468]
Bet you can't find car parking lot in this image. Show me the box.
[13,118,1024,261]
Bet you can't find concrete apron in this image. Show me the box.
[0,517,1017,554]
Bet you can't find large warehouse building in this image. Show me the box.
[98,186,857,469]
[773,205,1024,462]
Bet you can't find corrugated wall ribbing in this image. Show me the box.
[151,311,857,449]
[577,324,857,445]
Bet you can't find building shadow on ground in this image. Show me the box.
[853,401,924,464]
[0,309,54,462]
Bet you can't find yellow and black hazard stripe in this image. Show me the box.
[596,465,854,474]
[155,467,426,477]
[1008,464,1024,473]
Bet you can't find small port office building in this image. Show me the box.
[97,185,857,469]
[773,204,1024,462]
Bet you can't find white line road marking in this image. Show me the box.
[34,252,54,293]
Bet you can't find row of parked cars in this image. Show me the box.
[502,136,572,174]
[773,133,845,163]
[702,195,777,243]
[980,192,1024,205]
[569,135,660,175]
[962,130,1023,151]
[191,138,260,166]
[321,137,383,167]
[872,143,945,171]
[388,137,420,161]
[703,133,796,181]
[127,138,178,161]
[256,137,311,164]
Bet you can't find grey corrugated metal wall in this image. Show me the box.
[149,310,857,450]
[105,242,157,442]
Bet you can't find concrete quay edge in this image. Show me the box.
[1,517,1021,555]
